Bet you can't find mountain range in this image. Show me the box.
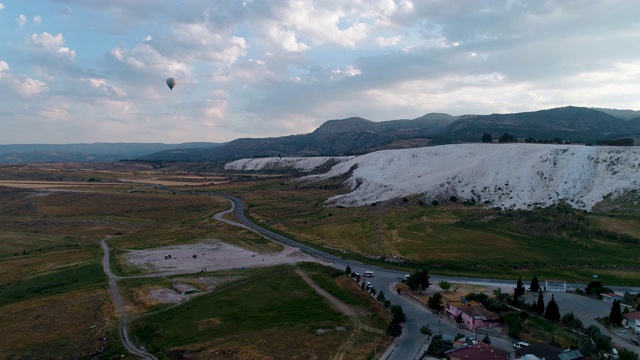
[1,106,639,164]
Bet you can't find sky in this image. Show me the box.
[1,0,640,144]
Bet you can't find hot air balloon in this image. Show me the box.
[166,77,176,90]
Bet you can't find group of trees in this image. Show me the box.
[481,132,574,144]
[481,132,517,143]
[344,265,404,337]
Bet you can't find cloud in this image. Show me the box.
[16,77,48,96]
[33,16,42,25]
[16,14,27,26]
[28,32,76,59]
[0,60,8,76]
[266,25,309,52]
[0,3,4,10]
[375,36,401,47]
[164,22,248,65]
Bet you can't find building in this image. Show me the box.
[601,292,623,303]
[446,342,509,360]
[623,311,640,335]
[557,349,585,360]
[445,300,501,331]
[514,343,563,359]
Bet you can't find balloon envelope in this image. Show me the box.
[166,77,176,90]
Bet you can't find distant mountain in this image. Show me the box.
[592,108,640,120]
[143,106,638,162]
[6,106,639,164]
[140,113,459,162]
[437,106,630,143]
[0,142,221,164]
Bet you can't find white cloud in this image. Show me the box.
[203,99,228,122]
[270,0,370,48]
[143,35,152,42]
[33,16,42,25]
[110,43,190,78]
[0,3,5,10]
[16,77,48,96]
[16,14,27,26]
[28,32,76,59]
[330,65,362,80]
[266,25,310,52]
[0,60,9,76]
[167,22,247,65]
[375,36,401,47]
[38,102,71,121]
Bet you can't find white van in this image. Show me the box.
[513,341,530,349]
[363,271,374,277]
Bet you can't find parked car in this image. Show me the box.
[513,341,530,349]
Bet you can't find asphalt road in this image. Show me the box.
[217,194,520,359]
[217,194,640,359]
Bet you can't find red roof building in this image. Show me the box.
[446,342,510,360]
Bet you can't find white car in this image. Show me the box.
[513,341,530,349]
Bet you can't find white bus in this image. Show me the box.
[363,271,374,277]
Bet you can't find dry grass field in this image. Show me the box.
[0,162,391,359]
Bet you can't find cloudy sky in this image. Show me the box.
[1,1,639,144]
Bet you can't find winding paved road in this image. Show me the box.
[103,192,640,359]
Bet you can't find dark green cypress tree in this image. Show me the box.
[545,294,561,321]
[530,275,540,293]
[610,299,623,326]
[536,290,545,315]
[515,276,526,297]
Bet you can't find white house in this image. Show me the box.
[623,311,640,335]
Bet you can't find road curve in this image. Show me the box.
[213,194,444,359]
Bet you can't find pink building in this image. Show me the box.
[445,300,501,331]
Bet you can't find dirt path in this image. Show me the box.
[101,237,158,360]
[294,268,384,360]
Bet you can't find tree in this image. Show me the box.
[544,295,561,321]
[390,305,406,324]
[439,281,452,292]
[427,334,453,358]
[530,275,540,293]
[536,291,545,315]
[499,132,515,143]
[376,291,386,303]
[420,325,433,336]
[428,292,444,311]
[482,335,491,344]
[515,277,526,297]
[618,348,640,360]
[586,281,603,296]
[406,269,431,293]
[482,132,492,143]
[386,320,403,337]
[455,313,463,323]
[513,276,526,305]
[345,265,351,275]
[610,300,623,326]
[387,304,406,338]
[561,312,583,330]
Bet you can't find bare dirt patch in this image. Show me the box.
[125,239,324,274]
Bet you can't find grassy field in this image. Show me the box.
[1,161,639,358]
[0,164,391,359]
[129,264,390,359]
[218,173,640,286]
